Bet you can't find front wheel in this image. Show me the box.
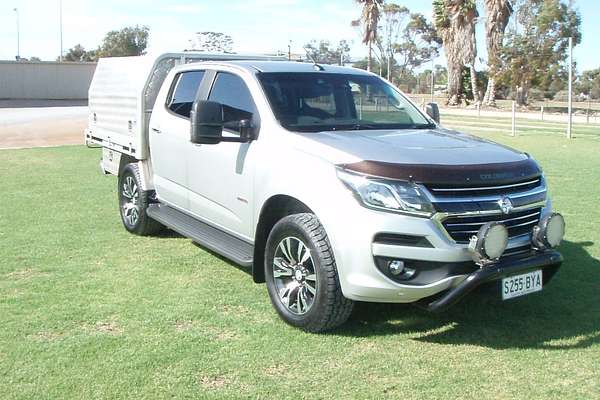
[265,213,353,332]
[118,163,163,236]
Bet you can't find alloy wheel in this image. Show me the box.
[121,175,140,226]
[272,236,317,315]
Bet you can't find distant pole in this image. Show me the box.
[59,0,64,62]
[512,101,516,136]
[288,40,291,61]
[430,59,435,103]
[13,8,20,60]
[587,97,591,124]
[387,48,391,81]
[567,36,573,139]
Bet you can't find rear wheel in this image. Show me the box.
[118,163,163,236]
[265,213,353,332]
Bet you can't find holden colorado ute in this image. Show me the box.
[85,52,565,332]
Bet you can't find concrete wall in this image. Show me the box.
[0,61,97,100]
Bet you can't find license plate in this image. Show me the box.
[501,270,543,300]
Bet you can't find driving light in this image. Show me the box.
[468,222,509,265]
[388,260,416,280]
[532,213,565,250]
[336,168,434,217]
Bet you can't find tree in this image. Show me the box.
[304,40,350,65]
[434,64,448,85]
[391,12,441,83]
[577,69,600,99]
[188,32,233,53]
[462,67,489,100]
[62,44,96,62]
[380,4,410,80]
[353,57,397,82]
[482,0,513,106]
[499,0,581,105]
[97,25,149,58]
[352,0,384,72]
[29,56,41,62]
[433,0,478,105]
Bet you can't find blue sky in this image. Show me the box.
[1,0,598,71]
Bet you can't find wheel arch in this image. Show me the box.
[117,154,154,191]
[118,153,137,176]
[252,195,313,283]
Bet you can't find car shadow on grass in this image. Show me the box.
[331,240,600,350]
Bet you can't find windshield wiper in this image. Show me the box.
[352,123,381,130]
[411,123,436,129]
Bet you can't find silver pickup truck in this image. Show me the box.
[86,52,565,332]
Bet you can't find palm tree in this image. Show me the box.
[482,0,513,106]
[433,0,478,105]
[353,0,384,72]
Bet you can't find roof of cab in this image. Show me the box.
[185,60,373,75]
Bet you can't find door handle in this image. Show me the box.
[151,127,162,134]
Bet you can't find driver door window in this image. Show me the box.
[208,72,258,134]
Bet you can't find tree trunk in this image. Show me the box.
[483,77,497,106]
[516,85,528,106]
[470,65,480,104]
[367,43,372,72]
[447,62,463,106]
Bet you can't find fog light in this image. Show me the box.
[468,222,509,265]
[388,260,416,280]
[533,213,565,250]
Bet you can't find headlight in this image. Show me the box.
[336,168,434,217]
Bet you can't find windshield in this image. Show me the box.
[258,72,433,133]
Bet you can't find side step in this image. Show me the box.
[147,204,254,267]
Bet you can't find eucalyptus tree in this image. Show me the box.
[380,3,409,80]
[393,13,441,84]
[433,0,478,105]
[97,25,149,58]
[499,0,581,105]
[482,0,513,106]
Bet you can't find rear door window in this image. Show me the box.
[167,70,205,118]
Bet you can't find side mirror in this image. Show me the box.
[425,102,440,124]
[190,100,224,145]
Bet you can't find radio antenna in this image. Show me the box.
[303,46,325,71]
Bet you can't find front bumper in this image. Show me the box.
[421,250,563,312]
[321,192,557,304]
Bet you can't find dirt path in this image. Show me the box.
[0,107,88,149]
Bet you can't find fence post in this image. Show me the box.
[587,99,591,124]
[477,104,481,118]
[512,101,516,137]
[541,105,544,121]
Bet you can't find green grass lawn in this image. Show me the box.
[1,121,599,399]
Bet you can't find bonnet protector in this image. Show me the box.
[338,158,541,187]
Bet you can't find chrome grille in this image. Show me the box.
[427,177,542,198]
[441,208,542,244]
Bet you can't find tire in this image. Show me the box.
[265,213,354,332]
[118,163,163,236]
